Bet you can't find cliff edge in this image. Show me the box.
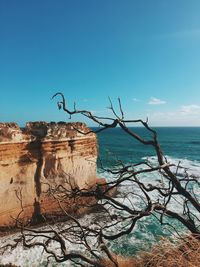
[0,122,98,228]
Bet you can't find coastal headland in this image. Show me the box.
[0,122,98,229]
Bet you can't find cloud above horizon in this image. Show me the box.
[180,104,200,115]
[146,103,200,126]
[148,97,166,105]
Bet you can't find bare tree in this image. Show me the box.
[2,93,200,267]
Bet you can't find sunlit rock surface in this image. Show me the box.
[0,122,97,228]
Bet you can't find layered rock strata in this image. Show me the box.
[0,122,97,228]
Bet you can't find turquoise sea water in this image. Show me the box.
[95,127,200,166]
[94,127,200,255]
[0,127,200,266]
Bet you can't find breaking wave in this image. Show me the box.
[0,155,200,266]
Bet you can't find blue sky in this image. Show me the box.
[0,0,200,126]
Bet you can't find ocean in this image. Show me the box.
[95,127,200,256]
[0,127,200,266]
[95,127,200,165]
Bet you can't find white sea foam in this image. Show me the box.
[1,155,200,266]
[0,214,99,267]
[142,155,200,177]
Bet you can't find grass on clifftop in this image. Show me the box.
[101,235,200,267]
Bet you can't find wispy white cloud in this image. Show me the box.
[133,98,140,102]
[180,104,200,115]
[148,97,166,105]
[111,102,200,126]
[146,104,200,126]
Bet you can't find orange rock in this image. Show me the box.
[0,122,98,228]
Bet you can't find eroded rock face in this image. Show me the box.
[0,122,98,228]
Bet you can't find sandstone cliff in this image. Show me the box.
[0,122,97,228]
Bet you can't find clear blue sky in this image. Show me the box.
[1,0,200,126]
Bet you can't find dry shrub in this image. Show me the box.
[100,255,137,267]
[99,235,200,267]
[137,235,200,267]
